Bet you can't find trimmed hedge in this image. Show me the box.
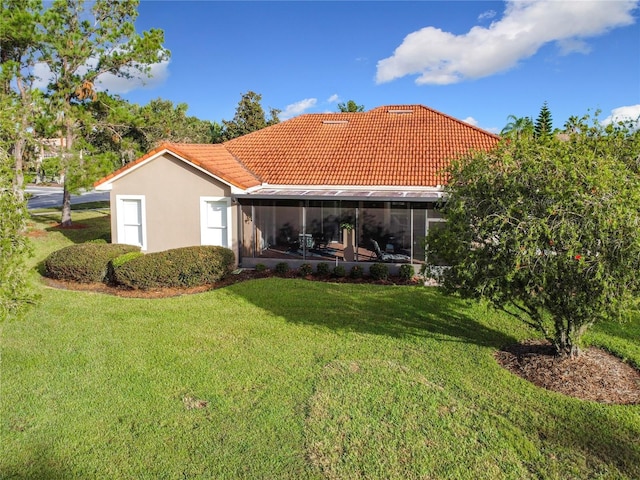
[333,265,347,278]
[398,264,415,281]
[369,263,389,281]
[111,246,235,290]
[274,262,290,276]
[44,243,140,283]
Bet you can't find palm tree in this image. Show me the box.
[500,115,534,139]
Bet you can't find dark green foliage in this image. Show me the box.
[398,264,415,281]
[0,156,34,320]
[274,262,290,276]
[332,265,347,278]
[44,243,139,283]
[428,113,640,356]
[316,262,330,276]
[534,102,553,139]
[222,91,280,140]
[337,100,365,112]
[111,246,235,290]
[255,263,267,273]
[349,265,364,279]
[298,263,313,276]
[369,263,389,281]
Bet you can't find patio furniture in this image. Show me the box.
[371,239,411,263]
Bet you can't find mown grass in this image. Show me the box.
[1,210,638,479]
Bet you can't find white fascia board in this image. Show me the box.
[260,184,444,192]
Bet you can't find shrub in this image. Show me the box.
[255,263,268,273]
[274,262,289,276]
[316,262,330,276]
[298,263,313,276]
[110,251,144,269]
[44,243,140,283]
[369,263,389,281]
[333,265,347,278]
[398,264,415,281]
[350,265,364,279]
[111,246,235,289]
[106,251,144,284]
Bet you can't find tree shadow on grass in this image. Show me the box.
[0,442,72,480]
[228,278,516,349]
[540,401,640,478]
[30,210,110,245]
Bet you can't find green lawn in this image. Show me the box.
[1,210,639,479]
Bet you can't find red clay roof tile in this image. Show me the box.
[95,104,499,190]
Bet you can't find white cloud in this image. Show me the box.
[280,98,318,120]
[95,59,170,94]
[32,62,55,90]
[602,104,640,126]
[462,116,479,126]
[478,10,497,21]
[30,56,170,94]
[376,0,637,85]
[327,94,340,103]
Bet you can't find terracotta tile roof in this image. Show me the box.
[94,142,261,190]
[224,104,500,187]
[162,143,261,189]
[95,104,499,190]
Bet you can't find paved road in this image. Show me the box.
[26,185,109,210]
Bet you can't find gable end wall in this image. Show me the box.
[109,153,237,254]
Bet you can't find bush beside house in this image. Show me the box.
[44,245,235,290]
[111,246,235,289]
[44,243,140,283]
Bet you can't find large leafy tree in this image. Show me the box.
[427,114,640,357]
[83,95,214,167]
[136,98,214,147]
[222,91,280,140]
[39,0,169,226]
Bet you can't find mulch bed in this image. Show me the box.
[495,340,640,405]
[41,269,420,299]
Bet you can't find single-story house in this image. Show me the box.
[94,104,499,269]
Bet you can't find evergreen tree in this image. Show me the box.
[534,102,553,139]
[39,0,170,226]
[222,91,280,140]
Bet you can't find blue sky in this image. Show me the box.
[101,0,640,133]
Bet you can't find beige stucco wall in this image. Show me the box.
[109,153,239,258]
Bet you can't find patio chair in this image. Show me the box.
[371,240,411,263]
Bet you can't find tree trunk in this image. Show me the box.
[60,180,72,227]
[60,121,74,227]
[553,322,582,358]
[13,137,25,203]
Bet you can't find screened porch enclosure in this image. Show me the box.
[239,199,444,264]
